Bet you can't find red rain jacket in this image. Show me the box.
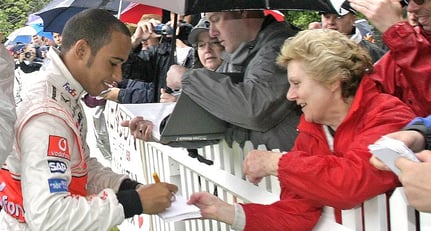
[241,79,416,231]
[362,21,431,117]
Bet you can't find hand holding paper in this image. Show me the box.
[157,194,202,222]
[369,136,421,175]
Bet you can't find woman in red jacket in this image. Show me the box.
[188,29,416,231]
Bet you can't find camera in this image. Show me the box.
[154,24,173,35]
[24,52,32,59]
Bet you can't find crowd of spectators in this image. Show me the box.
[1,0,431,229]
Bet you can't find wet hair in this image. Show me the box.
[61,9,131,56]
[277,29,373,99]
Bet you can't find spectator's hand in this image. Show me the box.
[160,88,178,103]
[188,192,235,224]
[243,150,282,184]
[18,52,25,62]
[369,155,392,171]
[395,150,431,212]
[370,130,425,171]
[348,0,404,33]
[167,65,187,89]
[136,183,178,214]
[121,116,154,141]
[384,130,426,153]
[132,18,162,48]
[101,87,120,102]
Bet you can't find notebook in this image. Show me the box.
[121,93,227,146]
[157,194,202,222]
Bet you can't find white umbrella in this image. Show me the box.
[7,26,37,40]
[5,26,38,45]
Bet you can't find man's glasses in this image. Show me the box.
[195,40,222,50]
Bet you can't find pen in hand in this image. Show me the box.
[153,172,176,202]
[153,172,161,183]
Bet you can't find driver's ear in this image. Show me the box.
[74,39,89,59]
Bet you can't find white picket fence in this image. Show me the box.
[103,102,431,231]
[141,140,431,231]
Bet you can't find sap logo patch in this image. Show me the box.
[48,178,68,193]
[48,160,67,174]
[47,135,70,160]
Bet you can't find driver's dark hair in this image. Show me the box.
[61,9,131,56]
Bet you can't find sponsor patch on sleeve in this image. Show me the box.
[47,135,71,160]
[48,160,68,174]
[48,178,68,193]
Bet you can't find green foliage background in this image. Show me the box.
[284,10,321,30]
[0,0,50,42]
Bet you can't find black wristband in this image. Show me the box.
[116,190,143,218]
[119,179,141,191]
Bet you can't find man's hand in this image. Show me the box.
[131,18,162,48]
[101,87,120,102]
[159,88,178,103]
[348,0,404,32]
[121,116,154,141]
[136,183,178,214]
[166,65,187,90]
[370,130,425,171]
[396,150,431,212]
[385,130,426,153]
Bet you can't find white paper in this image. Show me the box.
[368,136,420,176]
[157,194,202,222]
[121,103,176,141]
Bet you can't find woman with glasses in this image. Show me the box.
[160,17,225,103]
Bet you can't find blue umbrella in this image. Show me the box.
[29,23,53,40]
[35,0,130,33]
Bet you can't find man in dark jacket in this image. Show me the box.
[165,11,301,151]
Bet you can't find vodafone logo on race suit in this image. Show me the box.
[47,135,71,160]
[1,195,25,221]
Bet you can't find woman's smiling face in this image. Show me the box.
[286,60,336,124]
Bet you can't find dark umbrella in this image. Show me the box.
[35,0,130,33]
[128,0,336,15]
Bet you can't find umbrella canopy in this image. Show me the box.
[264,10,285,22]
[128,0,336,15]
[35,0,130,33]
[120,3,163,24]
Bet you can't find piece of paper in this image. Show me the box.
[157,194,202,222]
[368,136,420,176]
[121,103,176,141]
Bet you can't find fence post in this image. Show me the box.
[389,187,416,231]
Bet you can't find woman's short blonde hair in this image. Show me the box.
[277,29,373,99]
